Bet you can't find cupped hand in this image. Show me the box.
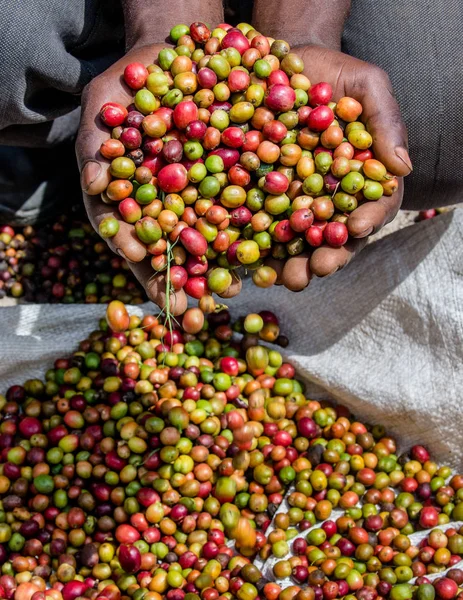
[76,43,188,315]
[278,45,410,291]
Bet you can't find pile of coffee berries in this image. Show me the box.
[95,21,404,300]
[0,218,146,304]
[0,301,462,600]
[264,521,463,591]
[0,302,297,599]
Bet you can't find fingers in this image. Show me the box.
[309,179,403,277]
[264,258,285,285]
[218,272,242,299]
[281,254,312,291]
[76,127,112,197]
[76,43,193,313]
[310,237,368,277]
[347,178,404,238]
[81,161,112,196]
[83,195,147,262]
[285,194,398,281]
[360,71,412,177]
[75,53,137,194]
[300,46,412,177]
[75,84,123,196]
[129,260,188,316]
[85,191,187,314]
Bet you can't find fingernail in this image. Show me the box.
[356,226,374,238]
[81,161,101,192]
[323,267,339,278]
[394,147,413,172]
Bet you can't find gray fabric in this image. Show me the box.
[343,0,463,210]
[0,0,124,147]
[0,0,124,222]
[0,142,81,226]
[0,210,462,467]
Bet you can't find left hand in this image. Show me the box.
[275,45,410,291]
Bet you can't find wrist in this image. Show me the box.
[252,1,350,51]
[122,4,166,51]
[122,1,224,51]
[290,34,343,52]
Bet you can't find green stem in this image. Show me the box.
[155,191,182,364]
[165,239,172,327]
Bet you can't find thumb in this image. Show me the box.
[80,159,112,196]
[360,71,412,177]
[77,80,147,264]
[76,96,113,196]
[76,78,124,196]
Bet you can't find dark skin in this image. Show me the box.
[77,0,412,305]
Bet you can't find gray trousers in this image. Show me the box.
[0,0,462,223]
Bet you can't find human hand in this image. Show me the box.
[276,45,410,291]
[76,44,189,315]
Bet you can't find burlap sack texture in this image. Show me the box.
[0,209,461,467]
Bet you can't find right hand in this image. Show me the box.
[76,43,189,315]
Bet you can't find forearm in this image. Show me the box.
[121,0,224,50]
[252,0,351,50]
